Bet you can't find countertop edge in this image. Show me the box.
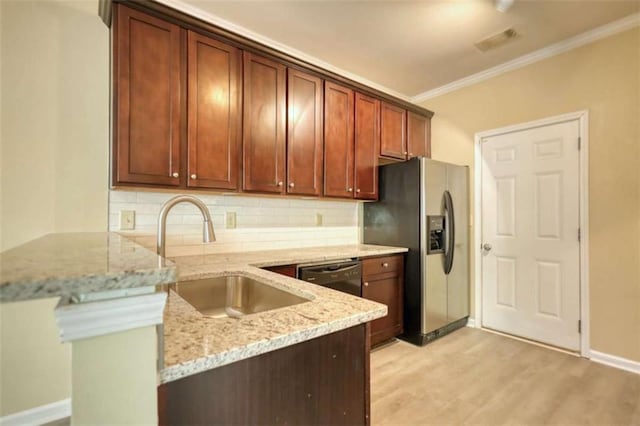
[159,305,386,384]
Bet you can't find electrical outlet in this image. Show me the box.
[225,212,237,229]
[120,210,135,230]
[316,213,323,226]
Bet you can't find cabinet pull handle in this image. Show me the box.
[171,172,179,178]
[277,181,283,187]
[190,174,197,180]
[289,182,295,188]
[347,188,353,192]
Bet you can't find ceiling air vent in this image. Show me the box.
[474,28,520,52]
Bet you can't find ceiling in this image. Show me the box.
[179,0,640,99]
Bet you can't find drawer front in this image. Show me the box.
[362,254,402,276]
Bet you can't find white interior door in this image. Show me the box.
[481,120,581,351]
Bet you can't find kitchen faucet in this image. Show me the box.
[157,195,215,261]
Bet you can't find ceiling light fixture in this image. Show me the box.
[495,0,514,13]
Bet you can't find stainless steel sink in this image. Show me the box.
[173,275,310,318]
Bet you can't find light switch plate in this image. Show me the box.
[225,212,237,229]
[120,210,135,230]
[316,213,323,226]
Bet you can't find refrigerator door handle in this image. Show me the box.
[443,190,455,275]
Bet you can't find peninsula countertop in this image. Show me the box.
[160,244,408,384]
[0,233,175,303]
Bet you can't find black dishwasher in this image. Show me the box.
[297,260,362,296]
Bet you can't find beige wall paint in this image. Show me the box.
[72,326,158,425]
[0,0,109,416]
[422,28,640,362]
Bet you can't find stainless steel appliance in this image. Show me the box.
[363,158,469,345]
[297,260,362,296]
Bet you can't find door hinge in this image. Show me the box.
[578,228,581,242]
[578,320,582,333]
[578,137,581,150]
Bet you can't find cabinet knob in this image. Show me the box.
[277,181,283,187]
[382,262,389,268]
[190,174,197,180]
[347,188,353,192]
[404,151,408,155]
[409,153,413,157]
[364,282,369,287]
[289,182,295,188]
[356,189,361,193]
[171,172,179,178]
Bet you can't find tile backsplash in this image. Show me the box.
[109,190,361,257]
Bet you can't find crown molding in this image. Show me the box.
[152,0,411,103]
[412,12,640,103]
[55,292,166,342]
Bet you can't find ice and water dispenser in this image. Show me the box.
[427,215,445,254]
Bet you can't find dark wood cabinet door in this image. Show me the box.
[407,112,431,159]
[324,82,355,198]
[380,102,407,160]
[362,255,404,347]
[242,52,286,194]
[263,264,297,278]
[362,275,403,346]
[354,93,380,200]
[286,69,323,196]
[187,31,242,190]
[113,5,182,186]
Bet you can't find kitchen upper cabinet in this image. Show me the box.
[362,255,404,347]
[242,52,287,194]
[187,31,242,190]
[380,102,407,160]
[354,93,380,200]
[324,82,355,198]
[113,5,182,186]
[286,69,323,196]
[407,111,431,159]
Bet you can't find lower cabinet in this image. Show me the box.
[361,255,404,347]
[158,325,370,425]
[263,264,297,278]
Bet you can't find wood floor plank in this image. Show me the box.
[371,327,640,426]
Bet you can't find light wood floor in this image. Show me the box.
[371,327,640,426]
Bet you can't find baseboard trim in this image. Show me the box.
[466,317,476,328]
[590,350,640,375]
[0,398,70,426]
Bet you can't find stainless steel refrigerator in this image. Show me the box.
[363,158,469,345]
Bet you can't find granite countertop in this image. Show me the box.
[0,233,176,303]
[160,244,408,384]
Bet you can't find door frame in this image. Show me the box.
[473,110,590,357]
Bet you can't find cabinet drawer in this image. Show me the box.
[362,255,402,276]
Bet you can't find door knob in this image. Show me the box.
[482,243,492,252]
